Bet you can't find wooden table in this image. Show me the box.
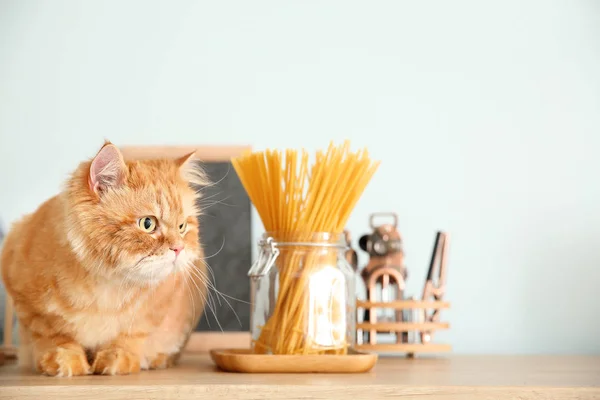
[1,353,599,399]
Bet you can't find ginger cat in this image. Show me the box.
[0,142,208,376]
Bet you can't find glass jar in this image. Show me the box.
[248,232,356,355]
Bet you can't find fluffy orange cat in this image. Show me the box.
[1,142,208,376]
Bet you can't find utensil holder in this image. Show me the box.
[355,299,451,357]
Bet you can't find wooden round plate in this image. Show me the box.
[210,348,378,373]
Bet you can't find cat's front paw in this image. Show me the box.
[39,347,91,377]
[92,348,140,375]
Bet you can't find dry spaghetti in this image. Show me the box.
[232,141,380,355]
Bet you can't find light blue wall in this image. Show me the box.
[1,0,599,354]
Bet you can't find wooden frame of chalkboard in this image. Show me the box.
[120,145,253,352]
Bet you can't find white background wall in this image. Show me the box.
[1,0,599,354]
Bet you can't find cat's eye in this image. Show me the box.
[179,221,187,234]
[138,216,157,233]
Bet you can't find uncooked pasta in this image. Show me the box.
[232,141,380,355]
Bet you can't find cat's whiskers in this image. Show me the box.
[201,236,226,261]
[198,265,242,326]
[182,268,213,336]
[185,261,218,311]
[197,196,234,210]
[197,190,224,201]
[181,272,198,332]
[197,166,230,194]
[185,260,243,328]
[185,259,218,322]
[183,263,223,332]
[195,258,249,304]
[197,237,226,304]
[181,252,220,313]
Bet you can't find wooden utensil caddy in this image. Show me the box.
[355,299,451,357]
[352,213,451,358]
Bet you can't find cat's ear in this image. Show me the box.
[175,151,196,168]
[89,142,127,195]
[176,151,209,187]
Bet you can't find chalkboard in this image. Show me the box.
[194,161,252,332]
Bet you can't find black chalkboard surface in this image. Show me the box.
[194,161,252,332]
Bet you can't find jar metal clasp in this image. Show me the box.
[248,236,280,278]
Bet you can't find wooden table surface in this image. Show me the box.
[1,353,599,399]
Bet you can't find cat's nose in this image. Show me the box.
[170,244,184,257]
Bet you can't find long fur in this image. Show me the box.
[0,142,208,376]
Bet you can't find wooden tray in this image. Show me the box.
[210,348,378,373]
